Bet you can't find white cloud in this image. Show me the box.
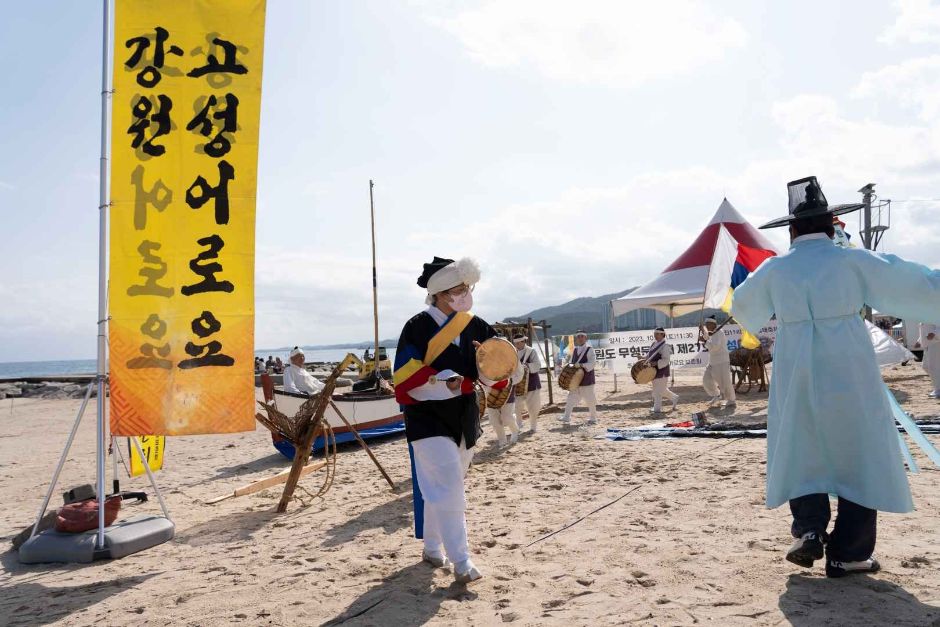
[879,0,940,44]
[427,0,747,87]
[0,180,14,190]
[854,55,940,121]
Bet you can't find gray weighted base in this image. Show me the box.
[18,515,174,564]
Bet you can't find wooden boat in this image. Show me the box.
[256,386,404,459]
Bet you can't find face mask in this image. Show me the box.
[448,291,473,312]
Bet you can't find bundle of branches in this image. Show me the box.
[275,365,347,511]
[255,395,324,445]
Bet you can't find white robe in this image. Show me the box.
[732,233,940,512]
[514,346,543,430]
[703,330,734,402]
[283,364,325,395]
[922,323,940,392]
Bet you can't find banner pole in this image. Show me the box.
[369,180,381,382]
[95,0,113,550]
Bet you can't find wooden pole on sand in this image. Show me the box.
[329,400,396,491]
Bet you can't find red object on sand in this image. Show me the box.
[55,496,122,533]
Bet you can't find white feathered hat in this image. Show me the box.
[417,256,481,304]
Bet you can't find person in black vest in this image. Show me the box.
[393,256,495,584]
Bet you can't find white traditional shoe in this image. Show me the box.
[786,531,824,568]
[584,418,598,426]
[707,395,721,406]
[559,415,571,425]
[509,432,519,445]
[454,559,483,583]
[826,557,880,578]
[724,400,737,409]
[422,549,450,569]
[671,396,679,411]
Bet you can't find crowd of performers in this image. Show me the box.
[390,175,940,585]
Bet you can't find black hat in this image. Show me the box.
[417,256,454,288]
[654,327,666,333]
[759,176,863,229]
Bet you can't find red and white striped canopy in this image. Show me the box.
[612,199,779,317]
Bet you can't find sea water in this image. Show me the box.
[0,347,397,379]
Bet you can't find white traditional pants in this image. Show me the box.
[411,436,474,564]
[563,385,598,422]
[702,363,735,402]
[924,344,940,393]
[514,390,543,431]
[651,377,678,412]
[487,403,519,443]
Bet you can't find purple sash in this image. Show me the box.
[646,339,670,379]
[573,346,595,386]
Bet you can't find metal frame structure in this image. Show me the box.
[28,0,171,551]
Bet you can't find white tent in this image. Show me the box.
[609,197,915,367]
[612,198,778,317]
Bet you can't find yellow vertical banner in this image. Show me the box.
[129,435,166,476]
[109,0,266,435]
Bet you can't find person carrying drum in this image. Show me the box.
[646,327,679,414]
[513,333,543,432]
[393,256,496,584]
[699,316,735,408]
[560,331,599,426]
[482,354,525,448]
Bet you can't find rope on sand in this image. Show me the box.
[522,437,745,551]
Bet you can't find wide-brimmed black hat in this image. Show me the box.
[759,176,864,229]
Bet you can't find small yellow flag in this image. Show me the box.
[129,435,165,477]
[740,329,762,350]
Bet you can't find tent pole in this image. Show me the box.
[95,0,113,550]
[669,305,675,387]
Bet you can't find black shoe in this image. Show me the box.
[786,531,825,568]
[826,557,880,578]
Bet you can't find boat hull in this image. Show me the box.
[256,387,405,458]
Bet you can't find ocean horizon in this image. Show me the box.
[0,347,396,379]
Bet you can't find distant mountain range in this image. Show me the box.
[504,289,723,336]
[263,289,723,352]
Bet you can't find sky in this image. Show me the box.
[2,0,940,362]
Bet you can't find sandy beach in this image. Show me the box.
[1,367,939,626]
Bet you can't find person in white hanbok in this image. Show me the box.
[646,328,678,414]
[732,176,940,578]
[282,347,325,395]
[699,317,735,407]
[918,323,940,397]
[483,359,525,448]
[513,334,543,432]
[561,332,599,425]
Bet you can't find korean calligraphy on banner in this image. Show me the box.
[109,0,266,435]
[589,323,778,373]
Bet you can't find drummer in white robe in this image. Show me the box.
[919,323,940,398]
[646,327,678,414]
[513,334,543,432]
[732,176,940,578]
[699,317,735,407]
[561,331,599,425]
[282,347,325,395]
[482,358,525,448]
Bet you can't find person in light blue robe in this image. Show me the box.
[732,176,940,578]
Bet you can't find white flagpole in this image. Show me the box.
[95,0,113,549]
